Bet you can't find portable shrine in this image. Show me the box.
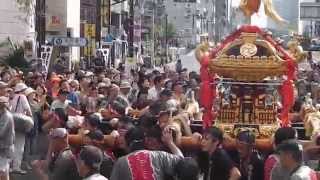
[196,25,303,150]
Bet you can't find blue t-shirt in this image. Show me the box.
[67,92,79,107]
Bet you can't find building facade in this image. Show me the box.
[80,0,97,58]
[164,0,200,47]
[0,0,36,57]
[164,0,230,46]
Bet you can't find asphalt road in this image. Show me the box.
[167,49,200,73]
[10,162,37,180]
[180,50,200,73]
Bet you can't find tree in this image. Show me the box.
[154,22,176,40]
[0,38,30,71]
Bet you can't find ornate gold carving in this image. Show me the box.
[209,56,286,81]
[195,41,215,63]
[287,39,307,63]
[240,43,258,57]
[241,33,258,43]
[209,32,287,81]
[217,123,279,139]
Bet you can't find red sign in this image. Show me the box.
[51,16,61,25]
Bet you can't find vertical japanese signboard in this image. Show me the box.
[84,24,96,56]
[101,0,111,28]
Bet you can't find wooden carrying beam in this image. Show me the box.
[68,134,273,151]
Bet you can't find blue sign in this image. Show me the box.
[105,34,114,43]
[53,37,88,47]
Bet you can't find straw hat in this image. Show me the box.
[14,83,28,93]
[120,81,131,89]
[0,96,9,103]
[0,81,8,89]
[24,88,35,96]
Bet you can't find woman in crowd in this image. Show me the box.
[198,127,241,180]
[10,83,32,174]
[0,96,14,180]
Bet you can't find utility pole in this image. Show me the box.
[165,14,168,64]
[119,0,124,31]
[129,0,134,57]
[152,0,155,67]
[35,0,46,57]
[97,0,102,47]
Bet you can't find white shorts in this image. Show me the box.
[0,156,10,173]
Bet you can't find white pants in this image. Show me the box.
[0,156,9,174]
[12,132,25,170]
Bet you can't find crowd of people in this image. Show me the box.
[0,61,318,180]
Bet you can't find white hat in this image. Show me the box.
[49,128,68,138]
[120,81,131,89]
[102,78,111,87]
[85,71,94,77]
[98,82,108,89]
[14,83,28,93]
[24,88,35,96]
[70,79,79,85]
[0,81,8,88]
[0,96,9,103]
[166,99,179,112]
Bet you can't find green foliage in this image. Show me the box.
[0,38,30,71]
[4,48,30,70]
[155,22,176,39]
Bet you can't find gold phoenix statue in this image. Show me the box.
[240,0,286,24]
[287,36,307,63]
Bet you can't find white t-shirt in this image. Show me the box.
[50,99,70,111]
[10,94,32,115]
[83,173,108,180]
[147,87,163,101]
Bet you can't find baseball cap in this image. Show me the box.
[236,130,256,145]
[86,129,104,141]
[79,145,103,169]
[85,113,102,128]
[204,127,223,142]
[51,76,61,83]
[160,89,172,97]
[277,140,303,153]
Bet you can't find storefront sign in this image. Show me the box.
[46,15,65,31]
[84,24,96,38]
[101,0,111,27]
[84,24,96,56]
[53,37,88,47]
